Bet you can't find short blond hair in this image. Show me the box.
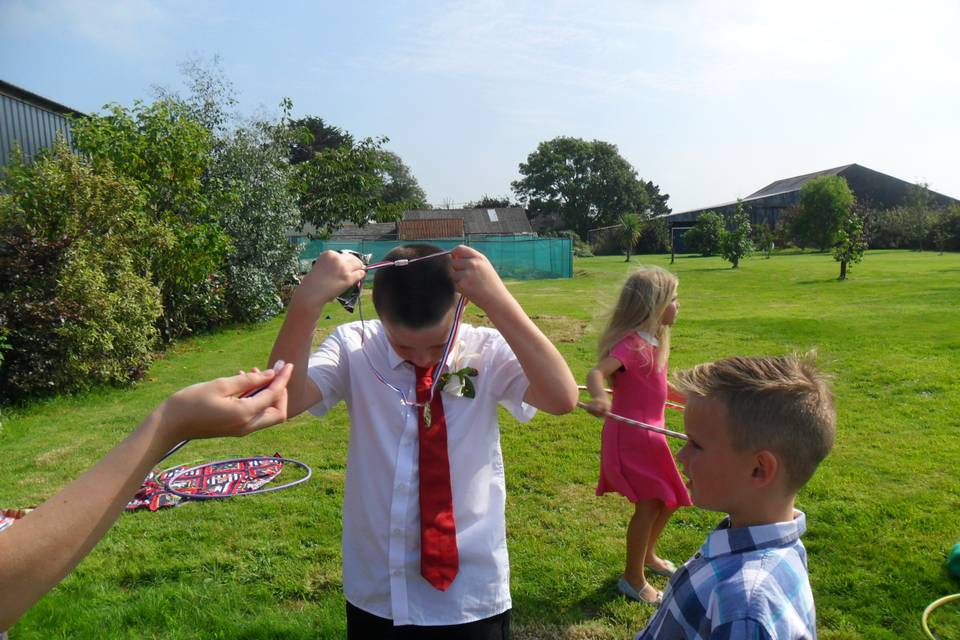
[673,353,835,490]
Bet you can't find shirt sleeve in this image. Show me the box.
[709,619,774,640]
[305,329,349,417]
[481,329,536,423]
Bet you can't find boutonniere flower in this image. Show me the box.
[439,367,479,399]
[439,341,479,399]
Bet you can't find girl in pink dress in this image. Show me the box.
[584,266,691,605]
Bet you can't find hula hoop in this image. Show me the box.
[922,593,960,639]
[576,385,688,441]
[163,456,313,500]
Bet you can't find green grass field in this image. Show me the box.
[2,250,959,639]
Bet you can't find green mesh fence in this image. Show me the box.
[296,237,573,280]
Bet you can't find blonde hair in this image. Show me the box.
[673,353,836,490]
[597,266,678,371]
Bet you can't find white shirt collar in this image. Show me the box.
[636,329,659,346]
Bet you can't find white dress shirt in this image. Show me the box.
[307,320,535,625]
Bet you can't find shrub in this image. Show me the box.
[0,144,161,402]
[683,211,724,256]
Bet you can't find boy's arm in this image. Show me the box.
[450,245,577,415]
[269,251,366,418]
[0,367,292,630]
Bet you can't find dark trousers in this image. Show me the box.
[346,602,511,640]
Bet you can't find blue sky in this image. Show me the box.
[2,0,958,212]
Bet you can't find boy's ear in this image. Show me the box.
[750,450,781,488]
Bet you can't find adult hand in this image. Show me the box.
[292,250,366,313]
[158,363,294,444]
[449,245,510,312]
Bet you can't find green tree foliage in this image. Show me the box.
[295,136,408,232]
[209,122,301,322]
[933,204,960,252]
[286,115,415,232]
[905,182,935,251]
[619,212,644,261]
[511,137,650,238]
[465,195,514,209]
[794,176,855,251]
[683,211,724,256]
[833,209,866,280]
[287,116,353,164]
[753,223,775,258]
[721,200,753,268]
[644,181,672,218]
[378,150,428,209]
[70,99,230,340]
[0,143,161,402]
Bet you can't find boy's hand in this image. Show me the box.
[158,364,294,443]
[450,245,510,311]
[584,396,611,417]
[292,250,367,313]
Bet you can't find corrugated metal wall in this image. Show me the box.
[0,92,74,165]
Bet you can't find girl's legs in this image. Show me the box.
[644,505,677,571]
[624,499,662,601]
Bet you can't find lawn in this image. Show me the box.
[2,250,959,639]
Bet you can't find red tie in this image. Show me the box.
[414,364,459,591]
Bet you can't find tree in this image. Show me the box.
[683,211,724,256]
[378,150,428,209]
[511,137,649,238]
[794,176,855,251]
[619,213,644,261]
[465,195,514,209]
[721,200,753,268]
[70,99,231,341]
[906,182,935,251]
[833,209,866,280]
[295,136,407,232]
[753,223,775,258]
[287,116,353,165]
[644,180,672,218]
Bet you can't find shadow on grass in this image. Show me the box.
[514,575,660,637]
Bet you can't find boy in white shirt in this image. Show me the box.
[269,243,578,638]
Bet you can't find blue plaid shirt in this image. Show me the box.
[636,511,816,640]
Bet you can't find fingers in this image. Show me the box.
[220,368,279,397]
[239,363,294,431]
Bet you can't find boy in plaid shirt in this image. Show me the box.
[637,354,835,640]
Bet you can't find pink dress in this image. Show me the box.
[596,332,692,507]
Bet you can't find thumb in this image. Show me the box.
[238,363,293,425]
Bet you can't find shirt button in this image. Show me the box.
[393,528,402,534]
[392,569,402,577]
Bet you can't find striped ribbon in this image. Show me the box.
[357,250,467,410]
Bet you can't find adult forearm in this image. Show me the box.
[484,295,577,414]
[0,414,173,629]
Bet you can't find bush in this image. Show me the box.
[0,144,161,402]
[209,123,301,323]
[683,211,724,256]
[865,208,910,249]
[71,99,231,341]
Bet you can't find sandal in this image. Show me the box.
[645,559,677,578]
[617,576,662,606]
